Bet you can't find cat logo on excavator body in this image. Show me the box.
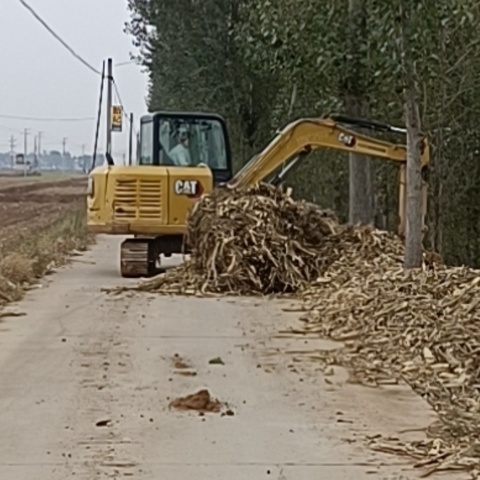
[174,179,202,197]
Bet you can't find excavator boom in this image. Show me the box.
[231,116,429,187]
[229,115,430,237]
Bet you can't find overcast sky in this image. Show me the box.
[0,0,149,159]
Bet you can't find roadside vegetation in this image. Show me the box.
[0,179,94,309]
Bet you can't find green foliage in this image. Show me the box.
[127,0,480,267]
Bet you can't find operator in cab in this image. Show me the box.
[168,130,191,166]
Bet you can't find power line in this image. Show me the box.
[0,124,77,147]
[17,0,101,76]
[116,60,137,67]
[11,2,138,144]
[0,124,22,134]
[0,113,95,122]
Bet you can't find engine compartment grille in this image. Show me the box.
[113,178,163,221]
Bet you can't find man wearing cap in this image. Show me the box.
[168,131,191,166]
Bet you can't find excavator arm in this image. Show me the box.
[229,115,430,238]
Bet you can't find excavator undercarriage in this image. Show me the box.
[120,235,186,278]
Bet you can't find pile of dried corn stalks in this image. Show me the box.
[139,183,343,295]
[293,250,480,475]
[122,183,480,474]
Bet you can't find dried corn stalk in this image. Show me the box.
[136,183,406,295]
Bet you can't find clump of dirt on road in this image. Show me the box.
[171,354,197,375]
[169,389,223,413]
[172,354,190,370]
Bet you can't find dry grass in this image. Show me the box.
[0,204,94,306]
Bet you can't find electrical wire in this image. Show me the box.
[17,0,102,75]
[0,113,95,122]
[3,125,85,151]
[91,61,106,171]
[16,0,140,160]
[116,60,137,67]
[17,1,138,75]
[0,124,23,134]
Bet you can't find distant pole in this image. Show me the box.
[81,144,86,173]
[136,132,140,163]
[23,128,29,177]
[62,137,67,172]
[9,135,16,168]
[33,135,38,170]
[128,113,134,165]
[106,58,113,157]
[38,131,43,160]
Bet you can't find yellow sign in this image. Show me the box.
[111,105,123,132]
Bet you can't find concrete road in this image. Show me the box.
[0,236,449,479]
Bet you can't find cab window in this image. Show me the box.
[139,120,153,165]
[158,117,228,169]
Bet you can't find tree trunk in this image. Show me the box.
[403,87,424,268]
[346,96,375,225]
[345,0,375,226]
[399,1,424,269]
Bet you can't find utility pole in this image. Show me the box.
[9,135,16,168]
[82,144,86,173]
[106,58,113,158]
[136,132,140,164]
[33,135,38,170]
[62,137,67,172]
[128,112,134,166]
[37,131,43,165]
[23,128,30,177]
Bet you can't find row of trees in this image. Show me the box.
[126,0,480,268]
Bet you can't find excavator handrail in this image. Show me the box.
[229,116,430,188]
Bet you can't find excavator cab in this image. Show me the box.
[138,111,233,185]
[87,111,233,277]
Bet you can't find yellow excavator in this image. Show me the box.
[87,111,430,277]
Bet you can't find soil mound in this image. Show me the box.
[169,389,222,413]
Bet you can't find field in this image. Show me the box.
[0,174,93,307]
[0,171,80,188]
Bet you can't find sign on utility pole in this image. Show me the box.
[111,105,123,133]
